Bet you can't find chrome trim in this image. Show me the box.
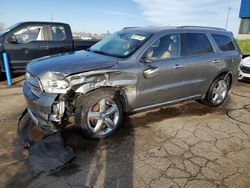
[26,72,42,91]
[143,67,159,79]
[26,72,43,97]
[173,64,184,69]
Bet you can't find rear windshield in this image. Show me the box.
[90,30,151,58]
[212,34,235,51]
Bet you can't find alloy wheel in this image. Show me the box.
[211,80,228,104]
[87,97,119,136]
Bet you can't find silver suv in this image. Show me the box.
[23,26,241,138]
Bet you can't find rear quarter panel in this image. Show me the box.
[206,32,241,89]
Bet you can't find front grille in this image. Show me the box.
[240,65,250,74]
[25,72,42,97]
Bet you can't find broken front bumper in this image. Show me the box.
[23,82,59,134]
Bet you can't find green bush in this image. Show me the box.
[237,39,250,55]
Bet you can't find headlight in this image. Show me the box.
[46,79,70,93]
[48,80,69,89]
[38,72,71,94]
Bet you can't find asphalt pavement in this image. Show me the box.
[0,79,250,188]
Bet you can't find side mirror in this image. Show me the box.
[7,34,17,43]
[140,57,151,64]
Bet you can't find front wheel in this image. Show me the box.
[201,75,229,107]
[75,88,123,139]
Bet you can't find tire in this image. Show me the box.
[74,88,123,139]
[200,74,230,107]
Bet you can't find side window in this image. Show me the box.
[51,26,66,41]
[211,34,235,51]
[13,25,45,43]
[143,34,180,61]
[181,33,213,56]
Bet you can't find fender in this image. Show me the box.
[68,70,137,112]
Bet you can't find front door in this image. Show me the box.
[135,33,186,109]
[4,24,49,72]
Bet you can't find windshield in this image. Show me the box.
[0,23,20,35]
[90,30,151,58]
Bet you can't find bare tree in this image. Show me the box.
[0,23,4,31]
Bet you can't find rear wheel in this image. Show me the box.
[200,74,230,107]
[75,88,123,139]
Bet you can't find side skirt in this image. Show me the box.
[128,94,202,115]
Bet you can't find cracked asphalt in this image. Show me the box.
[0,81,250,188]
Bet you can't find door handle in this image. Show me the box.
[39,45,49,50]
[143,66,159,79]
[173,64,184,69]
[212,59,221,63]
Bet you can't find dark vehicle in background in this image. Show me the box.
[0,22,99,73]
[23,26,241,139]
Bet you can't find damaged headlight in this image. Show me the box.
[47,80,70,93]
[48,80,69,89]
[40,72,71,94]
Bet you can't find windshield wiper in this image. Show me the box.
[90,50,108,56]
[90,50,124,58]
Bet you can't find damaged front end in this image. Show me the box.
[23,67,136,134]
[22,49,135,135]
[23,72,73,134]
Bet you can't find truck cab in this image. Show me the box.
[0,22,98,73]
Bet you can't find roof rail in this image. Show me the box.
[178,26,226,31]
[122,27,140,30]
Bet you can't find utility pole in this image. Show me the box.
[51,12,54,21]
[225,6,231,30]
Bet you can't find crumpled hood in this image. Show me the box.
[241,56,250,67]
[27,50,118,78]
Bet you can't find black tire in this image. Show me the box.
[74,88,123,139]
[200,74,230,107]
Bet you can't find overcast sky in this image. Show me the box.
[0,0,242,35]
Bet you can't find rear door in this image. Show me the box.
[180,32,218,96]
[3,24,49,72]
[46,24,73,55]
[211,34,241,77]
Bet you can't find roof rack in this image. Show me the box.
[178,26,226,31]
[122,27,141,30]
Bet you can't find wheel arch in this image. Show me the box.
[75,86,128,114]
[208,70,233,91]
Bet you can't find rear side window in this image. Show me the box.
[212,34,235,51]
[181,33,213,56]
[50,26,66,41]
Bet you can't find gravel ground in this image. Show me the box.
[0,81,250,188]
